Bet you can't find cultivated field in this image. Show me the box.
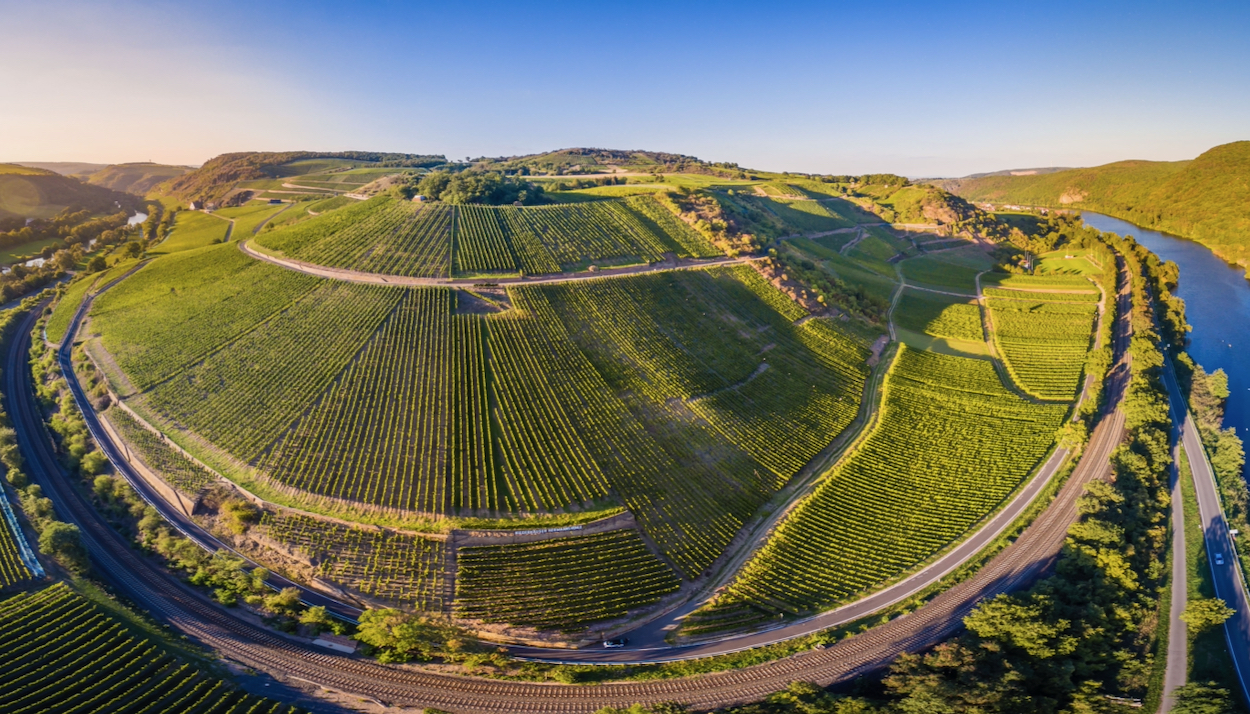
[683,347,1067,633]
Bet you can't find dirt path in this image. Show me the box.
[239,238,755,289]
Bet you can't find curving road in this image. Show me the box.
[239,238,753,289]
[1161,355,1250,705]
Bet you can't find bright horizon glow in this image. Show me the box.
[1,0,1248,177]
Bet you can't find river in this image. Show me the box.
[1081,212,1250,465]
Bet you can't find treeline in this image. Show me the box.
[397,170,546,206]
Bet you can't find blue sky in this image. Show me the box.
[2,0,1247,176]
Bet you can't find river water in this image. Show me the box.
[1081,212,1250,466]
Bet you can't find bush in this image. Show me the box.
[39,521,89,574]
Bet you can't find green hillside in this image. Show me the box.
[87,162,192,195]
[158,151,446,205]
[0,163,136,219]
[947,141,1250,272]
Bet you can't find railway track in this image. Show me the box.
[1,258,1132,713]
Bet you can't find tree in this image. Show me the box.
[354,608,457,663]
[1180,598,1235,632]
[1172,683,1236,714]
[86,255,107,273]
[39,520,89,573]
[263,586,302,616]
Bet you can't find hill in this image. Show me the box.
[944,141,1250,272]
[12,161,109,176]
[157,151,447,205]
[86,162,192,195]
[474,147,742,177]
[0,163,137,220]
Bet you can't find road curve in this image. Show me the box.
[239,238,753,289]
[1161,356,1250,705]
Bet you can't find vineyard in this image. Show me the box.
[0,492,33,588]
[104,407,216,495]
[252,195,719,277]
[257,512,447,611]
[893,289,984,342]
[87,250,874,579]
[0,583,301,713]
[987,294,1099,401]
[91,244,320,391]
[454,530,680,631]
[683,347,1067,633]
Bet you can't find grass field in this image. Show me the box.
[0,236,62,266]
[682,346,1066,633]
[150,211,230,254]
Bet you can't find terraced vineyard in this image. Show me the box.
[682,347,1067,633]
[893,289,984,342]
[253,195,719,277]
[987,293,1099,401]
[454,530,680,630]
[104,407,216,495]
[0,583,300,713]
[86,245,873,578]
[257,512,447,610]
[0,494,33,588]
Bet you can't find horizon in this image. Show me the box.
[3,1,1249,176]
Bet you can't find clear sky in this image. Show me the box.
[2,0,1247,177]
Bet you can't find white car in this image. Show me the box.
[1215,553,1225,566]
[603,638,628,648]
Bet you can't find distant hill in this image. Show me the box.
[0,163,137,220]
[86,162,192,195]
[158,151,446,205]
[13,161,109,177]
[962,166,1074,179]
[945,141,1250,272]
[475,147,745,177]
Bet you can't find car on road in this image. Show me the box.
[603,638,628,648]
[1215,553,1225,566]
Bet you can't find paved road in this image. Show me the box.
[1163,435,1189,710]
[1162,356,1250,705]
[239,238,753,289]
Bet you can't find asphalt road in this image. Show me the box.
[1162,356,1250,705]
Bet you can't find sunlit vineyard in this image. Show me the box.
[257,512,447,610]
[46,274,96,344]
[683,347,1067,633]
[91,245,319,391]
[893,289,984,342]
[90,252,873,579]
[104,407,216,495]
[0,494,33,588]
[987,293,1098,401]
[455,530,680,630]
[253,195,719,277]
[0,583,301,713]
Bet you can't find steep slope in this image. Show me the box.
[0,163,135,219]
[947,141,1250,271]
[157,151,446,205]
[87,162,192,195]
